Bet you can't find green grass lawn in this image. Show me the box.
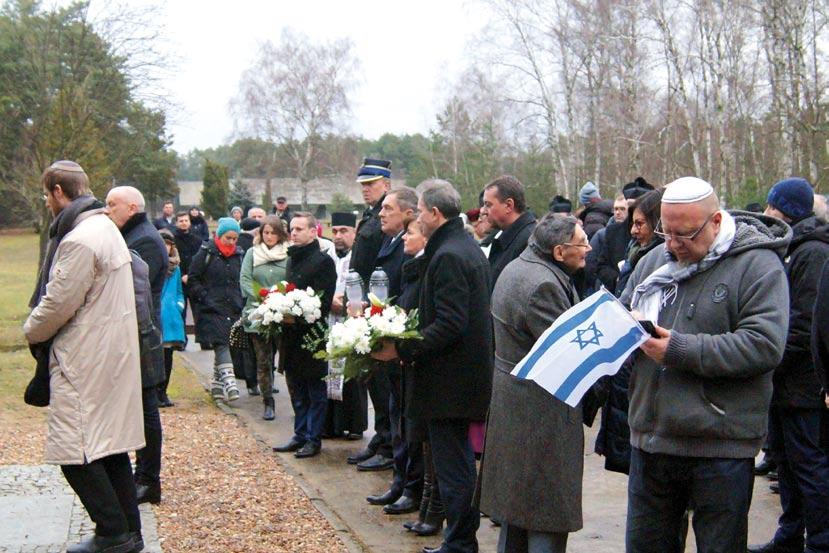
[0,232,38,351]
[0,232,43,424]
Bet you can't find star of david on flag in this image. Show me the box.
[511,288,650,407]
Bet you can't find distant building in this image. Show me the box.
[176,176,406,218]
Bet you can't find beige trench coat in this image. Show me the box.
[24,210,145,465]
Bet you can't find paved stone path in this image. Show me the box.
[0,465,161,553]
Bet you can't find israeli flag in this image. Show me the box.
[511,288,650,407]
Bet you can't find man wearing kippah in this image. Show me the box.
[619,177,791,553]
[749,178,829,553]
[346,158,394,469]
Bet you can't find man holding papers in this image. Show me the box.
[620,178,791,553]
[479,213,592,553]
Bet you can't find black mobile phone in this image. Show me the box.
[639,320,661,338]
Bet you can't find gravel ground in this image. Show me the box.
[0,394,348,553]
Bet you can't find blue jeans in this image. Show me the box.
[626,448,753,553]
[428,418,479,553]
[769,406,829,551]
[285,371,327,446]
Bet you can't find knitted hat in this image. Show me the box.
[230,206,243,215]
[767,178,814,221]
[579,181,600,206]
[216,217,241,237]
[549,195,572,214]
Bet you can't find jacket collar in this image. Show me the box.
[287,239,320,260]
[120,212,149,237]
[494,211,536,248]
[424,217,464,258]
[363,194,386,220]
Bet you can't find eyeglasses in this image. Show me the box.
[563,241,590,249]
[654,212,716,243]
[632,219,652,230]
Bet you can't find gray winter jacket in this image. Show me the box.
[620,212,791,459]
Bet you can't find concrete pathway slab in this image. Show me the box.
[181,342,782,553]
[0,464,161,553]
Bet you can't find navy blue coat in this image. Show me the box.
[375,231,411,303]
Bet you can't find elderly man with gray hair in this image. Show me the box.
[372,179,493,553]
[479,213,592,553]
[105,185,169,506]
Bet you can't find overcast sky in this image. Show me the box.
[99,0,488,154]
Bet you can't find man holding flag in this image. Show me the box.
[478,213,583,553]
[620,178,791,553]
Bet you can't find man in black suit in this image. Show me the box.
[366,187,423,510]
[481,175,536,290]
[347,158,395,468]
[374,179,493,553]
[105,186,169,506]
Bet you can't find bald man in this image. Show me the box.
[105,186,168,505]
[620,178,791,553]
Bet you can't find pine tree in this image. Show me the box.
[229,178,255,212]
[201,159,230,219]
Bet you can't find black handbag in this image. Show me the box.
[228,318,251,350]
[24,342,51,407]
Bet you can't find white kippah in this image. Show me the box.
[662,177,713,204]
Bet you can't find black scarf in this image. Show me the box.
[29,195,101,308]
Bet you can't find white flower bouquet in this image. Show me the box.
[248,281,323,338]
[311,294,421,380]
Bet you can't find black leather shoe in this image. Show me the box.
[770,482,780,494]
[295,442,321,458]
[157,391,174,408]
[384,495,419,514]
[135,482,160,505]
[747,540,804,553]
[344,431,363,441]
[273,438,306,452]
[754,457,776,476]
[367,488,402,505]
[422,546,446,553]
[130,531,144,553]
[347,447,375,465]
[357,453,394,471]
[67,533,134,553]
[412,521,442,536]
[247,385,260,396]
[767,470,779,481]
[403,520,418,531]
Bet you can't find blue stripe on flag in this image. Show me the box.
[514,292,614,379]
[553,327,646,401]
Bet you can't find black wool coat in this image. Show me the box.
[174,228,204,277]
[596,219,630,291]
[187,240,244,346]
[774,216,829,408]
[283,240,337,380]
[122,213,169,388]
[397,217,494,422]
[349,196,386,286]
[811,258,829,394]
[487,211,537,291]
[190,215,210,242]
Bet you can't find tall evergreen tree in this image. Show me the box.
[201,159,229,219]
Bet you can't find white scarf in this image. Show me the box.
[252,242,288,267]
[631,210,736,321]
